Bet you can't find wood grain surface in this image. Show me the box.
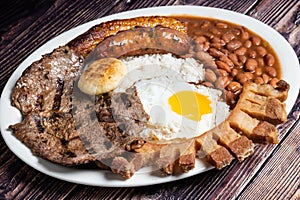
[0,0,299,199]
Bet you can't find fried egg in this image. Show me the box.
[135,76,229,140]
[111,53,229,140]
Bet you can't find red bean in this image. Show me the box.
[265,66,277,77]
[270,78,279,87]
[256,46,267,57]
[194,36,207,44]
[248,50,257,58]
[265,53,275,66]
[209,48,224,58]
[226,40,242,51]
[251,36,261,45]
[227,81,242,93]
[216,61,231,73]
[236,73,249,85]
[257,58,265,67]
[254,77,264,84]
[244,40,252,48]
[231,68,238,77]
[234,47,247,56]
[241,30,250,40]
[218,69,229,77]
[262,73,270,83]
[220,55,234,68]
[205,69,217,82]
[216,22,228,29]
[245,58,258,72]
[228,53,240,66]
[238,55,247,64]
[255,67,263,76]
[222,33,235,43]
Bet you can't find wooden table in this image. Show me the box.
[0,0,299,199]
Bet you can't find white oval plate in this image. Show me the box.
[1,6,299,187]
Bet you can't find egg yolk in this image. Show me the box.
[168,90,212,121]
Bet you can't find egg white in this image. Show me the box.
[134,76,230,140]
[112,53,229,141]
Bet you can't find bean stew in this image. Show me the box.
[176,16,281,107]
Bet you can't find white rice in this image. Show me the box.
[115,53,204,92]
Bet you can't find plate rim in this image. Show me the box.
[1,5,299,187]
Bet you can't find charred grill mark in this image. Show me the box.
[117,123,126,133]
[120,93,131,108]
[33,116,44,133]
[52,78,65,111]
[104,141,112,149]
[36,94,43,111]
[90,112,97,121]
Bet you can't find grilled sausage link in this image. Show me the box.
[87,26,191,60]
[68,16,187,57]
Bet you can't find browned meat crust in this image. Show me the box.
[9,111,95,165]
[68,16,187,57]
[88,26,191,60]
[11,46,82,115]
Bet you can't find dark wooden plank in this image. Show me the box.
[0,137,76,200]
[273,1,300,56]
[0,0,55,49]
[0,0,299,199]
[249,0,300,57]
[249,0,299,27]
[105,0,259,16]
[237,121,300,199]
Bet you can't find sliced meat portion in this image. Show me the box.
[9,111,95,165]
[228,109,278,143]
[238,82,288,124]
[227,81,290,144]
[239,97,286,125]
[210,122,254,162]
[244,80,289,101]
[195,133,234,170]
[93,87,150,151]
[68,16,187,57]
[11,46,82,115]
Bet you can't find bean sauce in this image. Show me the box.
[175,16,281,107]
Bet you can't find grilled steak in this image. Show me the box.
[9,16,187,168]
[11,46,82,114]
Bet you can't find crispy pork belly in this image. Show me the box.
[110,153,143,179]
[195,133,234,169]
[210,122,254,162]
[227,81,290,144]
[178,140,196,172]
[237,84,287,124]
[244,80,289,101]
[228,109,278,143]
